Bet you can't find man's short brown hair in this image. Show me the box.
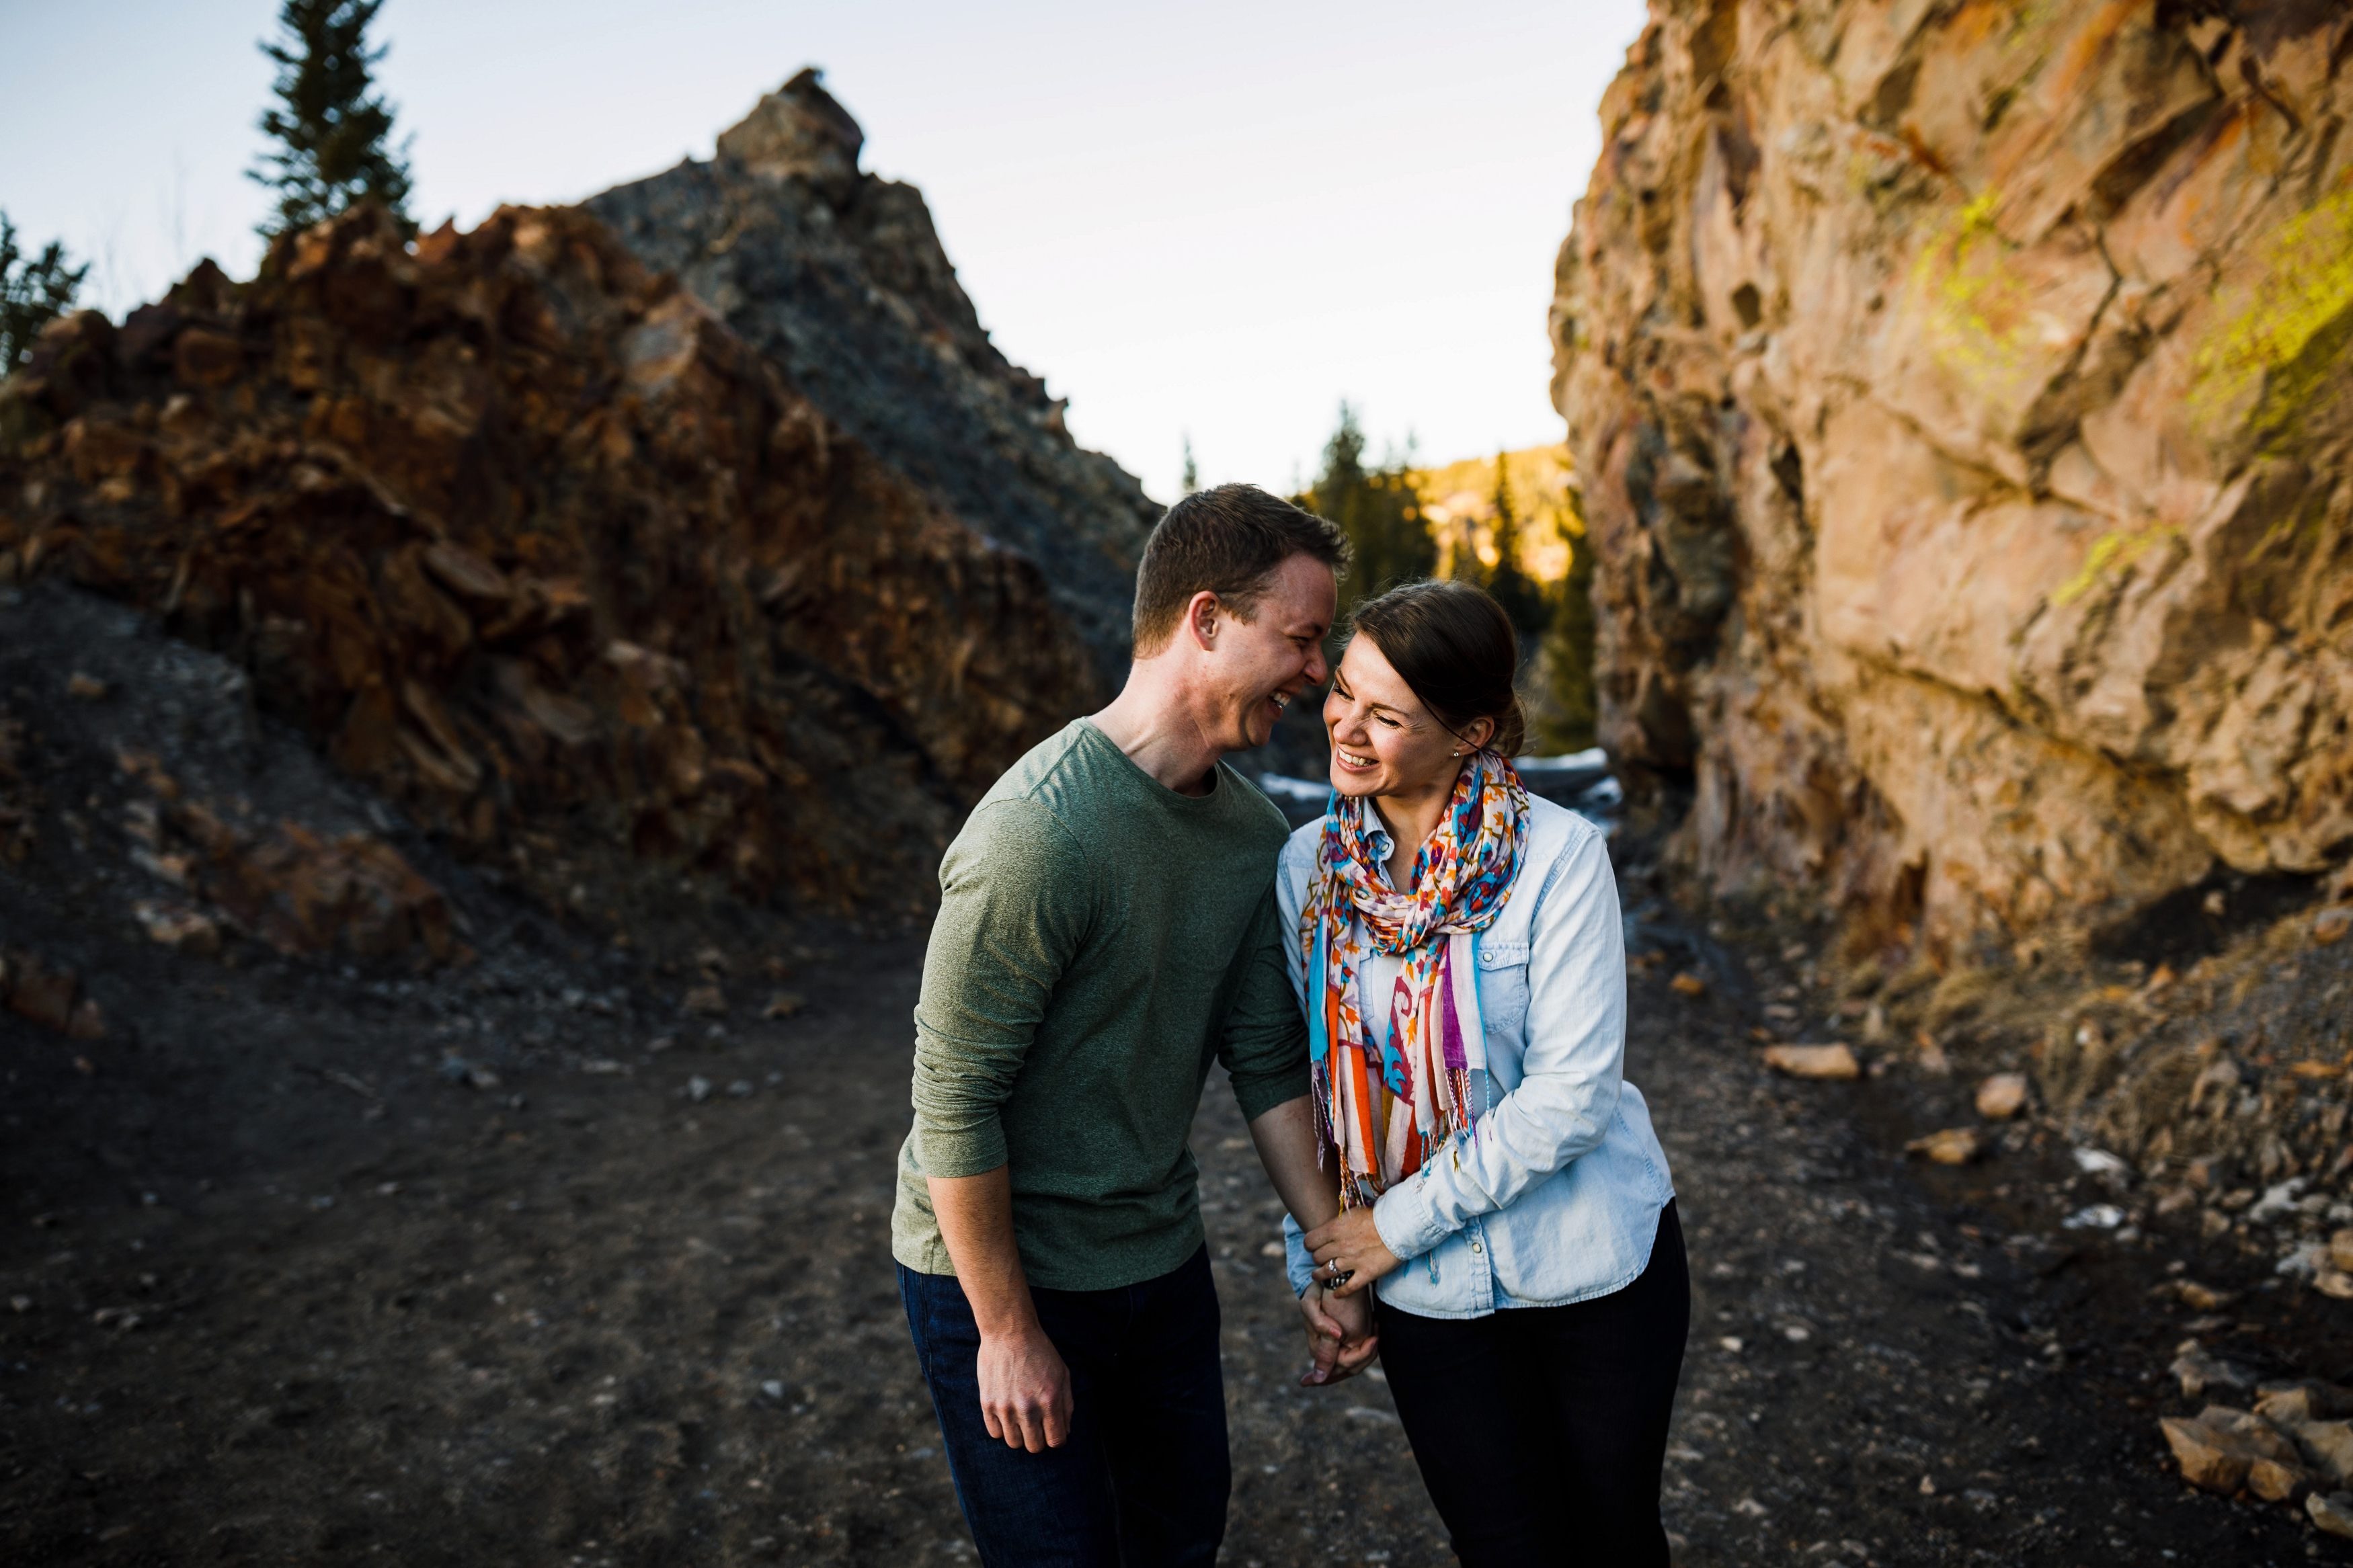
[1131,484,1349,657]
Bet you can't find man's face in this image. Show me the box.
[1202,553,1337,753]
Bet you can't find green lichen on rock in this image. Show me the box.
[2052,521,2184,608]
[1903,187,2072,409]
[2189,179,2353,435]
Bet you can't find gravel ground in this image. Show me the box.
[3,590,2348,1565]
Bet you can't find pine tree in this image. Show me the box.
[1479,450,1550,638]
[0,212,87,372]
[1302,403,1432,616]
[1538,479,1599,753]
[249,0,414,239]
[1180,434,1199,494]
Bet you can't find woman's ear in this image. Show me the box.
[1464,716,1497,752]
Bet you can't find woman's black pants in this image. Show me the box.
[1374,1200,1689,1568]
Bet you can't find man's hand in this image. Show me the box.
[979,1321,1074,1450]
[1296,1282,1379,1387]
[1303,1205,1403,1298]
[928,1165,1074,1452]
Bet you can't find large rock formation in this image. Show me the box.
[0,202,1100,913]
[1553,0,2353,958]
[588,69,1158,682]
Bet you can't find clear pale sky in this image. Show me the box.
[0,0,1648,503]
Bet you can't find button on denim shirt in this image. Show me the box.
[1277,793,1673,1319]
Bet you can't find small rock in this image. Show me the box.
[761,1379,785,1399]
[687,1075,713,1103]
[726,1079,754,1098]
[2173,1339,2256,1399]
[2260,1380,2353,1426]
[65,999,105,1040]
[2296,1421,2353,1485]
[8,1294,29,1312]
[1975,1073,2028,1120]
[2061,1203,2124,1229]
[131,900,221,956]
[2329,1229,2353,1275]
[578,1059,630,1075]
[1669,972,1706,997]
[681,985,728,1018]
[1915,1030,1952,1075]
[1761,1044,1859,1080]
[2318,1270,2353,1301]
[1259,1240,1285,1258]
[65,672,108,700]
[2315,907,2352,946]
[2071,1147,2130,1180]
[2165,1279,2237,1313]
[2312,1491,2353,1540]
[2163,1413,2262,1493]
[1905,1128,1981,1165]
[761,991,805,1020]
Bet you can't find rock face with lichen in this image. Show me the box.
[589,69,1158,684]
[0,200,1102,917]
[1552,0,2353,959]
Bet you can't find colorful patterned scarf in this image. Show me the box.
[1302,750,1529,1208]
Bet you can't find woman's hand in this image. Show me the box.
[1296,1282,1380,1385]
[1302,1206,1402,1299]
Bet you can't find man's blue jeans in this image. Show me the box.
[898,1244,1231,1568]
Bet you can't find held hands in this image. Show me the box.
[977,1321,1074,1452]
[1296,1281,1378,1386]
[1303,1205,1402,1300]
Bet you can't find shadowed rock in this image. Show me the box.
[588,71,1158,686]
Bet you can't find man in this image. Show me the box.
[893,484,1375,1567]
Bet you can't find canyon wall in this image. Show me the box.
[588,70,1157,685]
[0,202,1099,914]
[1554,0,2353,958]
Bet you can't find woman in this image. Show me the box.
[1277,578,1686,1567]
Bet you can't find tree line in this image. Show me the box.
[5,0,413,372]
[1293,405,1597,754]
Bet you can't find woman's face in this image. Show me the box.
[1322,635,1491,798]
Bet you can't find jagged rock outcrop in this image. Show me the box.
[0,202,1100,912]
[1553,1,2353,958]
[588,69,1158,682]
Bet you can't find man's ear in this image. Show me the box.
[1184,590,1222,651]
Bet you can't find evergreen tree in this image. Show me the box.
[1479,450,1550,638]
[1538,480,1599,753]
[1302,402,1432,616]
[249,0,414,239]
[1180,434,1198,494]
[0,212,87,372]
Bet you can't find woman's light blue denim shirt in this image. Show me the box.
[1277,792,1674,1319]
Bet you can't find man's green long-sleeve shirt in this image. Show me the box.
[890,719,1311,1292]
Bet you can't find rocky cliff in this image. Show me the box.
[588,70,1158,684]
[0,202,1100,919]
[1553,0,2353,960]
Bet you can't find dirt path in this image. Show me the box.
[1,591,2342,1565]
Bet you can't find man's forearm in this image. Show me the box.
[926,1165,1041,1336]
[1246,1094,1341,1235]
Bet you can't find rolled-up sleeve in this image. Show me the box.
[906,800,1090,1179]
[1372,825,1626,1260]
[1219,889,1311,1123]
